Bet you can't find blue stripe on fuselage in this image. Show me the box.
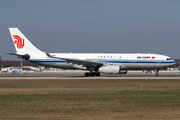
[89,59,176,64]
[29,59,176,64]
[29,59,67,63]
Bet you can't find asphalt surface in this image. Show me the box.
[0,76,180,79]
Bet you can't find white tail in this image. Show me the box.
[9,28,42,54]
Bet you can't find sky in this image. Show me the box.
[0,0,180,60]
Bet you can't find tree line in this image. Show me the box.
[0,56,38,69]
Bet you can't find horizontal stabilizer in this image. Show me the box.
[5,53,30,60]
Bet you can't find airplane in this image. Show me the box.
[6,28,176,77]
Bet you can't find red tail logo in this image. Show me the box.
[13,35,25,49]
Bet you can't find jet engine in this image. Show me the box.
[99,65,127,74]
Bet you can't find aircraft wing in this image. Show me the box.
[46,53,103,67]
[5,53,30,60]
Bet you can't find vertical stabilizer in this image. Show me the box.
[9,28,43,53]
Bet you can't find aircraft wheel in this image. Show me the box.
[85,72,90,77]
[90,72,95,76]
[95,72,100,76]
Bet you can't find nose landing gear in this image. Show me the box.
[155,70,159,76]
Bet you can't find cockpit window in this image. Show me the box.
[167,58,173,60]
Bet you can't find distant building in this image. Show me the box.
[1,66,42,73]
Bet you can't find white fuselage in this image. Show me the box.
[28,53,176,70]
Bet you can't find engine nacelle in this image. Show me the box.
[99,65,127,74]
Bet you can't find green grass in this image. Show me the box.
[0,79,180,119]
[1,90,180,114]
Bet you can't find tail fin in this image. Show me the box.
[9,28,42,53]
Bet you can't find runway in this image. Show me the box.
[1,76,180,79]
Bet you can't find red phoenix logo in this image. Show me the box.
[13,35,25,49]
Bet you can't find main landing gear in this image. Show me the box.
[85,72,100,77]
